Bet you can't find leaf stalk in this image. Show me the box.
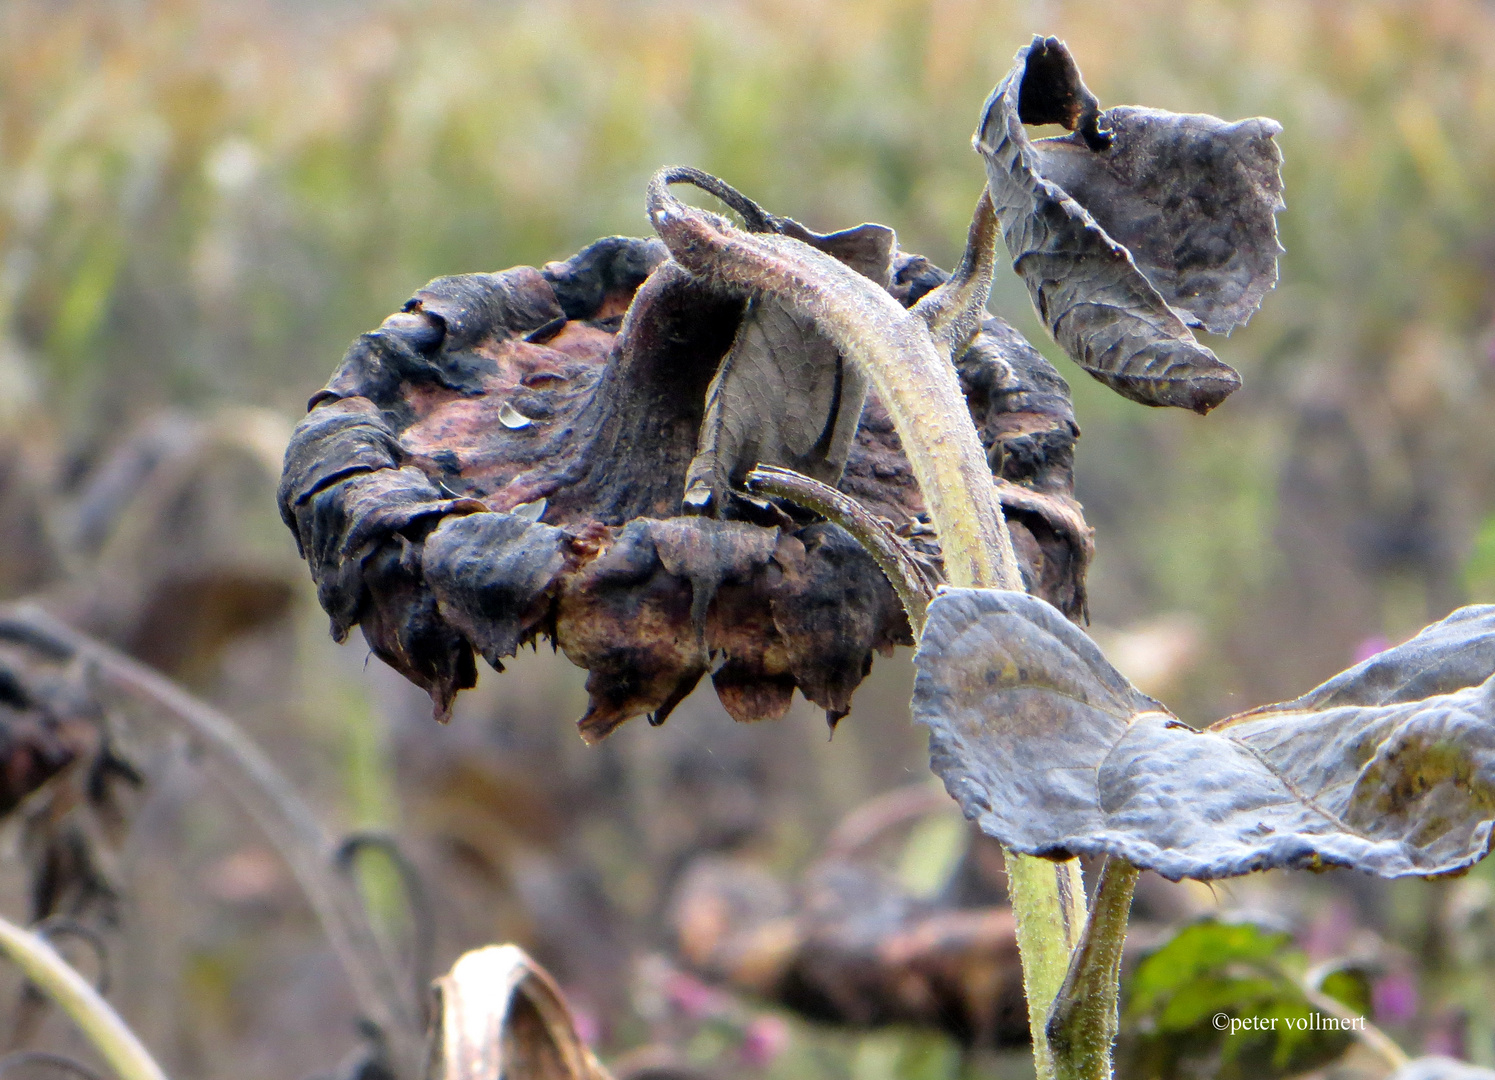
[1046,858,1140,1080]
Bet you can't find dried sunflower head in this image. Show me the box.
[279,172,1092,739]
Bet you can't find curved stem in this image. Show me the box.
[648,171,1088,1080]
[0,914,169,1080]
[0,606,424,1080]
[1301,978,1409,1073]
[744,465,935,631]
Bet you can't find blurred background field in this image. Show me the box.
[3,0,1495,1078]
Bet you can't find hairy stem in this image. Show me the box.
[0,914,169,1080]
[0,606,425,1080]
[1047,858,1140,1080]
[744,465,936,630]
[648,172,1092,1079]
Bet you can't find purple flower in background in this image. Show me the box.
[665,971,731,1020]
[1354,635,1392,664]
[1372,971,1419,1026]
[739,1015,790,1068]
[570,1001,601,1048]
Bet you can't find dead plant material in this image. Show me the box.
[279,179,1091,734]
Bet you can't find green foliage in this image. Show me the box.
[1466,515,1495,603]
[1120,919,1359,1080]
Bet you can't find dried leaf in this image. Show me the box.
[913,589,1495,880]
[0,630,135,922]
[975,36,1283,412]
[426,944,611,1080]
[0,663,83,817]
[684,296,870,517]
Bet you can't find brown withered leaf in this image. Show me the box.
[913,589,1495,881]
[0,625,140,922]
[0,654,85,819]
[280,190,1092,734]
[975,36,1283,412]
[427,944,612,1080]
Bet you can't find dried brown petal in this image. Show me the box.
[423,513,571,670]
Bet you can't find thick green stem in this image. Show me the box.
[650,172,1100,1080]
[0,914,170,1080]
[1047,858,1140,1080]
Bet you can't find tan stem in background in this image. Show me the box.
[0,914,171,1080]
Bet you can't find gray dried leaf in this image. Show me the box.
[685,295,869,515]
[913,588,1495,880]
[1032,107,1284,335]
[975,36,1283,412]
[664,169,893,516]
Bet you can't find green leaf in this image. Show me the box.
[1126,921,1293,1016]
[1119,919,1353,1080]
